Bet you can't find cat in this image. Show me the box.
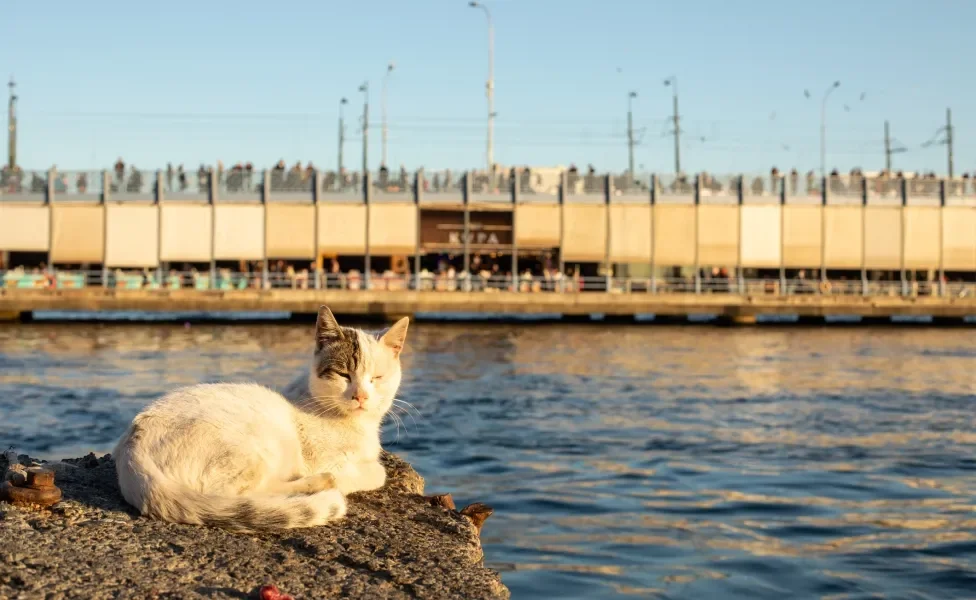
[114,306,409,532]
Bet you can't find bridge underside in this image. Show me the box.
[0,289,973,321]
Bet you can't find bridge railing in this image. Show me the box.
[3,269,970,299]
[4,168,976,207]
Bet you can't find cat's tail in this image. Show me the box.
[114,426,347,533]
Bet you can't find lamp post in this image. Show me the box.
[469,1,494,173]
[627,91,637,180]
[381,63,394,168]
[663,76,680,173]
[7,77,16,170]
[814,81,840,178]
[338,97,348,176]
[359,82,369,176]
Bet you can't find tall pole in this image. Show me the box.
[664,77,680,173]
[7,77,16,170]
[884,120,891,171]
[338,97,348,176]
[672,85,680,174]
[359,82,369,176]
[470,2,494,173]
[381,63,394,168]
[627,91,637,179]
[819,81,840,178]
[946,108,954,178]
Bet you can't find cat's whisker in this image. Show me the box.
[392,405,420,422]
[296,395,350,420]
[392,399,422,420]
[392,400,421,427]
[392,397,419,410]
[385,411,403,444]
[391,404,418,428]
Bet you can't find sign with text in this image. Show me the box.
[420,209,513,250]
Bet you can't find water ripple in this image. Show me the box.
[0,322,973,598]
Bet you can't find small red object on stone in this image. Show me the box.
[0,466,62,507]
[258,584,281,600]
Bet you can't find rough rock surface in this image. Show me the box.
[0,451,509,599]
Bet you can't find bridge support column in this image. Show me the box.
[931,316,966,327]
[795,315,827,326]
[602,314,635,324]
[860,316,891,325]
[562,314,593,323]
[652,314,688,325]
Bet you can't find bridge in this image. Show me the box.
[2,286,974,323]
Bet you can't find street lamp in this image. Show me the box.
[359,82,371,290]
[663,76,680,173]
[381,62,395,168]
[469,1,494,173]
[338,97,348,176]
[807,81,840,178]
[7,77,17,170]
[359,82,369,176]
[627,91,638,179]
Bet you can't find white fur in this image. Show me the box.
[115,310,409,532]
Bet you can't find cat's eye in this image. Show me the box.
[372,375,383,382]
[338,373,351,381]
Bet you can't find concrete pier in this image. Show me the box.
[0,451,508,599]
[0,288,973,322]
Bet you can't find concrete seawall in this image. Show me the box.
[0,288,974,321]
[0,451,509,599]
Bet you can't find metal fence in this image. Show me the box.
[57,171,105,195]
[424,169,462,194]
[218,168,262,195]
[322,170,361,194]
[654,173,695,199]
[0,170,47,195]
[2,167,975,207]
[269,167,315,193]
[162,168,209,195]
[3,269,971,299]
[107,168,155,194]
[565,171,606,197]
[698,174,740,203]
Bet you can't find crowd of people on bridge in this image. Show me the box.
[4,160,975,198]
[667,167,974,197]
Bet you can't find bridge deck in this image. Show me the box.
[0,288,973,319]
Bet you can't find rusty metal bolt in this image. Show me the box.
[26,467,55,488]
[459,502,494,534]
[423,494,494,536]
[425,493,456,510]
[0,466,62,507]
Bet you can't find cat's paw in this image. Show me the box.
[303,472,337,493]
[359,461,387,491]
[276,472,337,495]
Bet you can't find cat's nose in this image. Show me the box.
[352,389,368,406]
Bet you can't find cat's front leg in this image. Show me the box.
[330,459,385,494]
[347,459,387,493]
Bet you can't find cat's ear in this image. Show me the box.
[315,306,343,350]
[379,317,409,359]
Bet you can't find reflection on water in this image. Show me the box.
[0,323,974,599]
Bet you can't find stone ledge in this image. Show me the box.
[0,451,509,600]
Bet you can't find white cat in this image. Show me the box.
[114,306,409,532]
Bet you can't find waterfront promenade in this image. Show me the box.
[1,286,974,321]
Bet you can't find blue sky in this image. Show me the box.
[2,0,973,175]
